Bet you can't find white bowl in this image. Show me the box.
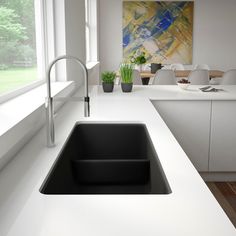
[177,82,190,90]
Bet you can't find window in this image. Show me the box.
[85,0,98,63]
[85,0,90,62]
[0,0,47,101]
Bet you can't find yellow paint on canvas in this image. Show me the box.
[123,1,194,64]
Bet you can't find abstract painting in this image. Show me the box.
[123,1,194,64]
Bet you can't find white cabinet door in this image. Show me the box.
[210,101,236,171]
[152,101,211,171]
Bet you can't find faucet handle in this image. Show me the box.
[84,96,90,117]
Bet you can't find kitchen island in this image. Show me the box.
[0,85,235,235]
[93,85,236,175]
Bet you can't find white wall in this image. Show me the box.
[65,0,86,87]
[99,0,236,72]
[193,0,236,70]
[99,0,122,72]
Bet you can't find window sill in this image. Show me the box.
[0,81,74,136]
[86,61,99,69]
[0,80,46,105]
[0,81,74,170]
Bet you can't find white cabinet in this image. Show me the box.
[209,101,236,171]
[152,101,211,171]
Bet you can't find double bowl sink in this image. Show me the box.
[40,123,171,194]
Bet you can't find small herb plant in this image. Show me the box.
[120,63,133,83]
[101,71,116,83]
[130,52,147,65]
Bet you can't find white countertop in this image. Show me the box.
[0,86,235,236]
[92,85,236,100]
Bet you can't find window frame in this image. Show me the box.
[0,0,54,104]
[85,0,98,63]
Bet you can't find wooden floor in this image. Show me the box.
[207,182,236,227]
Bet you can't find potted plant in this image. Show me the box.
[130,51,147,72]
[120,63,133,92]
[101,71,116,92]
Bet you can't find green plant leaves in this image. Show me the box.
[101,71,116,83]
[119,63,133,83]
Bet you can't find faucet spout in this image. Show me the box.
[45,55,90,147]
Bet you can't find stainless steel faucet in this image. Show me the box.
[45,55,90,147]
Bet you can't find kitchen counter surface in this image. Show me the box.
[0,85,235,236]
[92,85,236,100]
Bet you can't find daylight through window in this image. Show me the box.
[0,0,41,96]
[85,0,98,63]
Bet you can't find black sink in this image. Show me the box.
[40,123,171,194]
